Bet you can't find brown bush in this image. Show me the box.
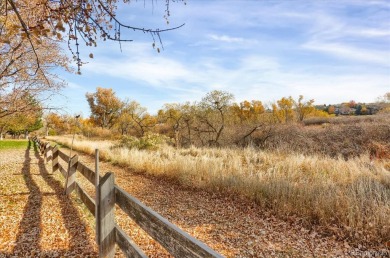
[303,117,330,126]
[81,127,118,140]
[369,142,390,161]
[253,115,390,159]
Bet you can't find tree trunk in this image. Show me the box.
[185,121,191,145]
[0,126,5,140]
[175,129,180,149]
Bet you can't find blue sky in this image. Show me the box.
[51,0,390,116]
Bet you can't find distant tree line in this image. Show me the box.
[40,87,325,147]
[3,87,389,145]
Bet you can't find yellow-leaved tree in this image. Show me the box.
[86,87,123,129]
[0,3,70,119]
[119,100,156,137]
[1,0,183,123]
[293,95,315,122]
[272,96,294,123]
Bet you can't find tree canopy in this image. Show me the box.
[1,0,184,73]
[1,0,184,121]
[0,92,42,139]
[86,87,123,129]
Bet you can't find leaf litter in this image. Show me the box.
[1,145,389,257]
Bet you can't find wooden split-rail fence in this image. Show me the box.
[31,137,223,258]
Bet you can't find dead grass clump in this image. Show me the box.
[303,117,330,126]
[369,142,390,162]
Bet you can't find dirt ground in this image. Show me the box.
[0,141,388,257]
[0,142,97,257]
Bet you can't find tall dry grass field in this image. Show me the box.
[47,135,390,244]
[258,114,390,159]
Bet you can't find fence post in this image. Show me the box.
[40,141,45,155]
[44,143,51,163]
[43,143,46,162]
[98,172,116,258]
[95,149,100,244]
[65,155,78,195]
[52,145,59,173]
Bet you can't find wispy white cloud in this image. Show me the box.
[82,40,388,111]
[208,34,245,43]
[303,41,390,65]
[350,28,390,38]
[57,0,390,114]
[67,82,85,89]
[290,3,390,65]
[89,58,192,87]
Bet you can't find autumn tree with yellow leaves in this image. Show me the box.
[158,103,185,148]
[293,95,315,122]
[0,1,70,119]
[119,100,157,137]
[272,96,294,123]
[44,112,69,136]
[232,100,265,124]
[272,95,316,123]
[86,87,123,129]
[0,93,42,139]
[1,0,183,123]
[157,102,196,147]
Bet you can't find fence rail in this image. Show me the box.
[31,136,223,258]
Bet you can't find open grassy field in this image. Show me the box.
[47,135,390,245]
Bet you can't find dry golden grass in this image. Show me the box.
[47,135,390,244]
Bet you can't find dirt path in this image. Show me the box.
[1,142,388,257]
[0,142,97,257]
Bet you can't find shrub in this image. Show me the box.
[113,133,171,150]
[82,127,116,139]
[48,129,57,136]
[369,142,390,161]
[303,117,330,126]
[253,115,390,159]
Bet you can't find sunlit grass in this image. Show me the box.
[0,140,29,149]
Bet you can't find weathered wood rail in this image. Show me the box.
[31,137,223,258]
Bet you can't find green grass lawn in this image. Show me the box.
[0,140,29,150]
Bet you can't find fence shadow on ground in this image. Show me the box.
[1,141,97,257]
[32,137,223,257]
[12,141,43,256]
